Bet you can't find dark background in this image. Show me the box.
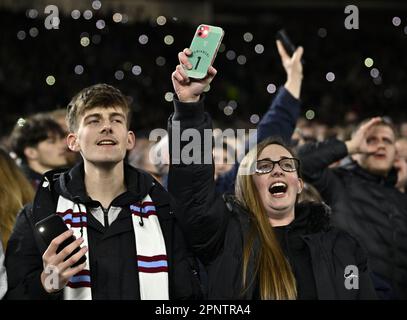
[0,0,406,137]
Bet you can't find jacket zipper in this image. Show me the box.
[102,206,110,227]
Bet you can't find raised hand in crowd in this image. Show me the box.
[276,40,304,99]
[345,117,383,155]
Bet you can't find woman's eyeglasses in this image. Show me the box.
[255,158,299,174]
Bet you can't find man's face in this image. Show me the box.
[67,106,135,166]
[34,133,69,170]
[356,125,396,176]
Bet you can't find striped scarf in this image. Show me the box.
[55,194,169,300]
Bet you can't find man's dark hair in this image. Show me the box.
[67,83,131,132]
[9,113,66,162]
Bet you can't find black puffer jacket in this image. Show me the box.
[5,163,202,300]
[298,139,407,299]
[168,98,377,299]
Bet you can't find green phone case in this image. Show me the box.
[186,25,224,79]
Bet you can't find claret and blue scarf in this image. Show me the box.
[55,194,169,300]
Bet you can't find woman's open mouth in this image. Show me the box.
[269,182,288,197]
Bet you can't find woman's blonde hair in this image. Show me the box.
[235,139,298,300]
[0,149,35,248]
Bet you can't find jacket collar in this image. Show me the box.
[54,161,154,207]
[291,202,331,234]
[342,159,398,187]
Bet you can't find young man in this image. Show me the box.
[298,118,407,299]
[5,84,201,300]
[9,114,68,188]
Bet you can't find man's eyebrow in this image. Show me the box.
[109,112,125,119]
[83,113,102,121]
[83,112,125,121]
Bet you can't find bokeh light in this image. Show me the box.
[305,109,315,120]
[326,72,335,82]
[46,75,56,86]
[267,84,277,94]
[254,44,264,54]
[364,58,374,68]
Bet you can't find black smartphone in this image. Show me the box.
[35,214,86,267]
[276,29,305,64]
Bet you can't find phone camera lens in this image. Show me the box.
[198,32,202,36]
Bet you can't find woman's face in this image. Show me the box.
[252,144,303,225]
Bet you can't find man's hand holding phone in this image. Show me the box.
[40,229,88,293]
[172,48,217,103]
[276,38,304,99]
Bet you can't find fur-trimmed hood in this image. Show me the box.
[293,201,331,235]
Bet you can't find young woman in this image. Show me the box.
[168,48,377,299]
[0,148,34,249]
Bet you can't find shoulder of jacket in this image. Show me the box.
[33,168,69,199]
[32,175,62,223]
[221,193,253,227]
[19,203,34,221]
[322,226,361,249]
[148,181,175,219]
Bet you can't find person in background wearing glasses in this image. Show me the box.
[168,48,377,299]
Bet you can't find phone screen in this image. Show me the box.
[186,24,224,79]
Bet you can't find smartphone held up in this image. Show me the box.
[35,214,87,268]
[276,29,305,65]
[185,24,224,79]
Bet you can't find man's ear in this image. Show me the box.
[24,147,38,161]
[126,131,136,151]
[297,178,304,194]
[67,133,80,152]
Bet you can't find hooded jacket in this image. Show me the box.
[168,98,377,299]
[5,162,202,300]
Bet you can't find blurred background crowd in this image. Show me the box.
[0,0,407,141]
